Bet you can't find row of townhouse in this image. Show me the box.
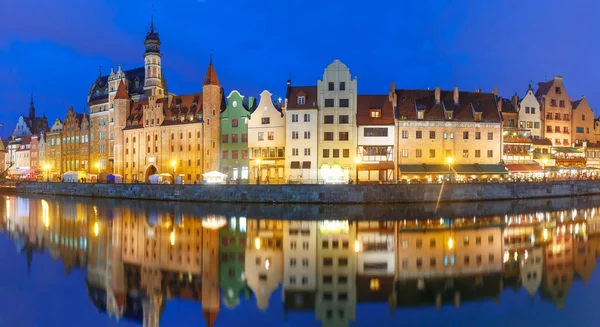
[4,17,600,183]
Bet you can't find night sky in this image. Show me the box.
[0,0,598,139]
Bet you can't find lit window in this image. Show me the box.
[369,278,380,291]
[370,109,381,118]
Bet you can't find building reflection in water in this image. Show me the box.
[2,196,600,327]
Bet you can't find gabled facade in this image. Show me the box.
[248,90,286,184]
[571,96,594,146]
[11,96,49,138]
[285,82,319,183]
[356,94,395,182]
[519,83,542,139]
[46,118,63,178]
[537,76,572,147]
[61,106,90,173]
[220,90,252,181]
[317,60,358,184]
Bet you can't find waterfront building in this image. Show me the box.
[542,221,575,308]
[220,91,253,182]
[356,94,395,182]
[30,134,39,174]
[244,219,284,310]
[317,60,358,184]
[520,246,544,298]
[536,76,572,147]
[248,90,286,184]
[45,118,63,179]
[201,216,222,327]
[10,96,49,138]
[500,94,520,132]
[61,106,90,173]
[519,83,542,139]
[37,132,46,172]
[285,82,319,183]
[571,96,595,146]
[391,85,504,180]
[120,59,223,183]
[316,220,357,327]
[283,221,318,308]
[13,136,31,178]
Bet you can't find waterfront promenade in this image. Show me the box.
[15,179,600,204]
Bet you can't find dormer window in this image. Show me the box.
[445,112,453,120]
[370,109,381,118]
[474,113,482,121]
[298,96,305,105]
[417,111,424,120]
[95,90,100,96]
[134,78,140,88]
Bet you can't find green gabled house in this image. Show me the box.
[220,90,254,182]
[219,216,251,309]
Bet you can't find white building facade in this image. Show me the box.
[248,90,286,184]
[317,60,358,184]
[285,83,319,183]
[519,84,542,139]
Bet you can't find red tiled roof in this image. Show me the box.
[286,86,318,109]
[357,94,394,125]
[535,80,553,96]
[114,81,129,100]
[115,293,126,309]
[163,93,203,125]
[203,61,220,86]
[203,309,218,327]
[394,89,501,122]
[505,163,543,173]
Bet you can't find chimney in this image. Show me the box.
[453,87,459,105]
[434,87,440,104]
[497,96,502,112]
[511,93,519,112]
[492,87,498,96]
[475,88,481,93]
[388,81,397,105]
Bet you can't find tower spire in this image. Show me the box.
[210,49,213,64]
[150,4,155,33]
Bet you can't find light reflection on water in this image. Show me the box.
[1,193,600,327]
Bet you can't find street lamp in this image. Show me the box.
[171,160,177,183]
[542,158,548,182]
[354,157,361,184]
[446,157,454,182]
[43,164,50,182]
[94,162,100,183]
[255,158,261,185]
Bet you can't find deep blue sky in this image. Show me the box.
[0,0,598,138]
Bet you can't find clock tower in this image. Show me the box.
[143,11,164,98]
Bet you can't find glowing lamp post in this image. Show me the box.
[446,157,454,182]
[171,160,177,182]
[255,158,261,185]
[43,164,50,182]
[354,157,361,184]
[94,162,100,183]
[542,158,548,182]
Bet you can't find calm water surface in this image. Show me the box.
[1,193,600,327]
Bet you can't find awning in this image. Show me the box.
[302,161,311,169]
[505,163,544,173]
[357,161,395,170]
[454,164,508,174]
[399,164,451,174]
[553,147,584,154]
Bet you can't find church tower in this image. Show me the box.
[113,81,130,176]
[202,56,223,173]
[29,94,35,120]
[143,11,164,98]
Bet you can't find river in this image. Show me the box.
[0,192,599,326]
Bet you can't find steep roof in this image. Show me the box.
[163,93,204,125]
[501,98,518,113]
[572,99,582,109]
[88,67,145,104]
[532,138,553,146]
[357,94,395,125]
[394,89,502,122]
[203,309,218,327]
[114,81,130,100]
[286,85,318,110]
[203,60,220,86]
[535,80,553,96]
